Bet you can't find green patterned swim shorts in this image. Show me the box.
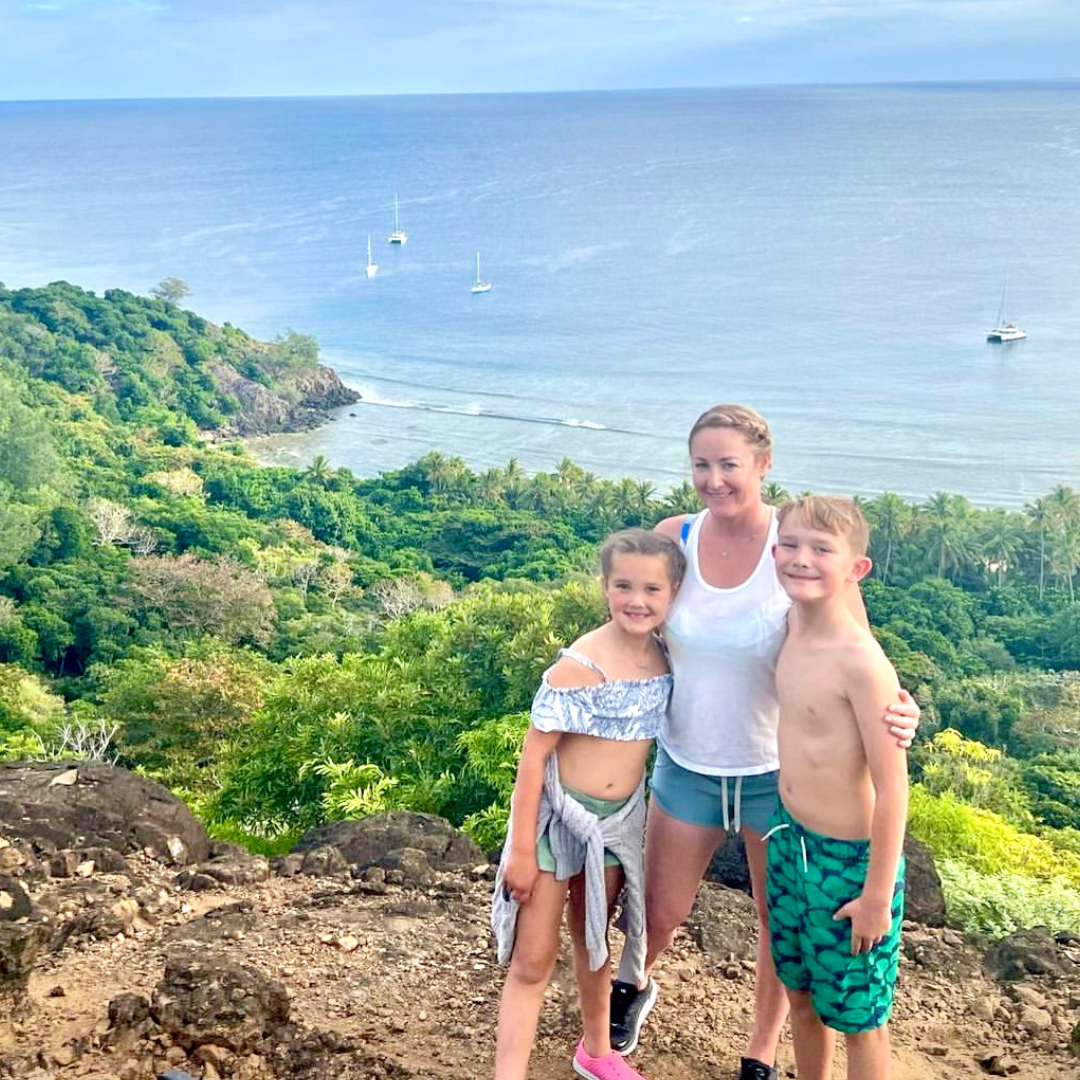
[765,801,905,1034]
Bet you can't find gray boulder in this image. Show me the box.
[152,947,290,1053]
[294,811,482,872]
[902,835,947,927]
[985,927,1073,982]
[0,762,209,865]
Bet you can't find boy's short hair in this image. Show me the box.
[599,528,686,589]
[777,495,870,557]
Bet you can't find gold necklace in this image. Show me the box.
[713,516,767,558]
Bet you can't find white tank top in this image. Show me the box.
[660,509,791,776]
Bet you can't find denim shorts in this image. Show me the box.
[650,747,780,834]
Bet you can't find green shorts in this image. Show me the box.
[536,786,627,872]
[765,802,905,1034]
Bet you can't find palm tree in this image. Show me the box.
[1046,484,1080,526]
[866,492,911,585]
[303,454,334,486]
[762,480,791,508]
[661,480,699,517]
[919,491,973,580]
[1049,521,1080,602]
[633,480,657,525]
[977,507,1025,588]
[478,468,505,505]
[1024,496,1052,601]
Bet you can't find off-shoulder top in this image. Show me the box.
[529,647,671,742]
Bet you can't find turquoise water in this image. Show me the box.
[3,84,1080,506]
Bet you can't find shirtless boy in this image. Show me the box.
[767,496,908,1080]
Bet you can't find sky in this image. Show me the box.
[0,0,1078,101]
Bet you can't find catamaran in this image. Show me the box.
[471,252,492,294]
[388,195,407,244]
[987,277,1026,342]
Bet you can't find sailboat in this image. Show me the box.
[387,194,407,244]
[987,276,1026,342]
[471,252,492,294]
[365,236,378,278]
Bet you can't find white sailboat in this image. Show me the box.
[388,194,407,244]
[365,236,378,278]
[471,252,492,294]
[987,276,1026,342]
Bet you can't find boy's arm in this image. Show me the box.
[504,724,561,905]
[844,583,923,748]
[835,644,909,954]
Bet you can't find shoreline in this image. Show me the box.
[241,400,1067,513]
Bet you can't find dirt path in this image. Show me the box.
[6,866,1075,1080]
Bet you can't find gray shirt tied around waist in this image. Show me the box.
[491,753,647,981]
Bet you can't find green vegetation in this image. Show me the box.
[2,281,1079,934]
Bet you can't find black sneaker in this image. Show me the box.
[609,978,658,1055]
[738,1058,779,1080]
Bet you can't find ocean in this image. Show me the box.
[3,83,1080,508]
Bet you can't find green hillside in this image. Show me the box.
[2,281,1079,935]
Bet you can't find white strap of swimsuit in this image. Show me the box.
[720,776,730,832]
[733,775,743,834]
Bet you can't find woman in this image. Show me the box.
[609,404,921,1080]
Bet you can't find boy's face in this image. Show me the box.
[773,516,871,602]
[603,552,677,637]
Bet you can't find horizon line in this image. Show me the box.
[3,75,1080,107]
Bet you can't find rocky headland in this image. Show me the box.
[1,763,1077,1080]
[207,360,359,438]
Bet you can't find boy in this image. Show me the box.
[768,495,908,1080]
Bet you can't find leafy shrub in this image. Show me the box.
[937,858,1080,936]
[908,785,1080,885]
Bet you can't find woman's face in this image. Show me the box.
[689,426,770,518]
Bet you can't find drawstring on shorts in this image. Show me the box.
[720,775,745,834]
[762,820,808,873]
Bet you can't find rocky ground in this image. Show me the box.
[1,763,1079,1080]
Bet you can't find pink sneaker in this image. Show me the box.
[573,1039,648,1080]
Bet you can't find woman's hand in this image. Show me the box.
[883,687,921,749]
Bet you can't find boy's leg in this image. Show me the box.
[743,824,791,1068]
[785,990,835,1080]
[495,871,570,1080]
[845,1024,891,1080]
[568,864,625,1058]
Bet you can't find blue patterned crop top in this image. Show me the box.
[530,647,672,742]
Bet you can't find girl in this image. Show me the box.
[491,528,685,1080]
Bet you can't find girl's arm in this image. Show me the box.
[503,725,561,905]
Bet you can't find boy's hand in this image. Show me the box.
[833,893,892,955]
[503,850,541,905]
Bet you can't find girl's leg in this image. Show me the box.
[567,864,625,1057]
[742,824,790,1066]
[495,871,571,1080]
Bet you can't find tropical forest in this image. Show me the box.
[2,280,1080,939]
